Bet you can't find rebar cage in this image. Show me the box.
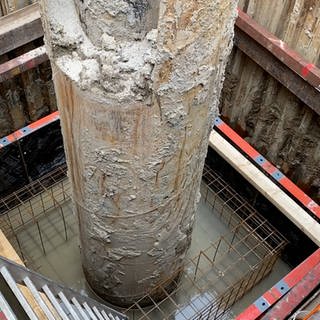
[125,165,287,319]
[0,164,70,257]
[0,164,287,319]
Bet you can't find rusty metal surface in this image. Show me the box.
[234,27,320,116]
[0,46,48,82]
[236,9,320,92]
[260,262,320,320]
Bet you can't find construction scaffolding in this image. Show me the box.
[125,165,287,319]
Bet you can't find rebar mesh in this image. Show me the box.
[0,164,287,319]
[125,165,287,319]
[0,164,70,257]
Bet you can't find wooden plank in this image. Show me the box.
[0,230,23,265]
[209,130,320,246]
[214,118,320,219]
[0,3,43,55]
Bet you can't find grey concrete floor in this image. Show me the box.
[6,184,291,319]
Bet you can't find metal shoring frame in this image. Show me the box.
[159,282,201,320]
[194,191,286,316]
[186,246,278,319]
[131,267,189,320]
[127,250,282,319]
[201,171,287,261]
[0,162,286,319]
[213,192,283,259]
[202,166,278,250]
[193,231,277,288]
[0,163,68,212]
[171,265,220,318]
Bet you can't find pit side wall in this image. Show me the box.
[220,0,320,202]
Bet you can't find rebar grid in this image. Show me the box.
[0,163,287,319]
[125,165,287,320]
[0,164,70,252]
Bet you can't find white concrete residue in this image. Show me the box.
[41,0,239,306]
[43,0,157,104]
[57,55,82,82]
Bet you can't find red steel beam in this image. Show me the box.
[234,26,320,115]
[236,9,320,91]
[214,117,320,220]
[0,45,48,82]
[0,111,60,149]
[235,248,320,320]
[260,262,320,320]
[0,311,7,320]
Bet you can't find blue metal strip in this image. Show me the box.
[254,297,271,313]
[254,155,267,166]
[272,170,285,181]
[214,117,223,127]
[0,137,11,147]
[274,279,290,296]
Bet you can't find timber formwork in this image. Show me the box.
[0,3,42,55]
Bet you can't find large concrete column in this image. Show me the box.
[40,0,237,306]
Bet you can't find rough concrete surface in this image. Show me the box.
[40,0,237,306]
[221,0,320,203]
